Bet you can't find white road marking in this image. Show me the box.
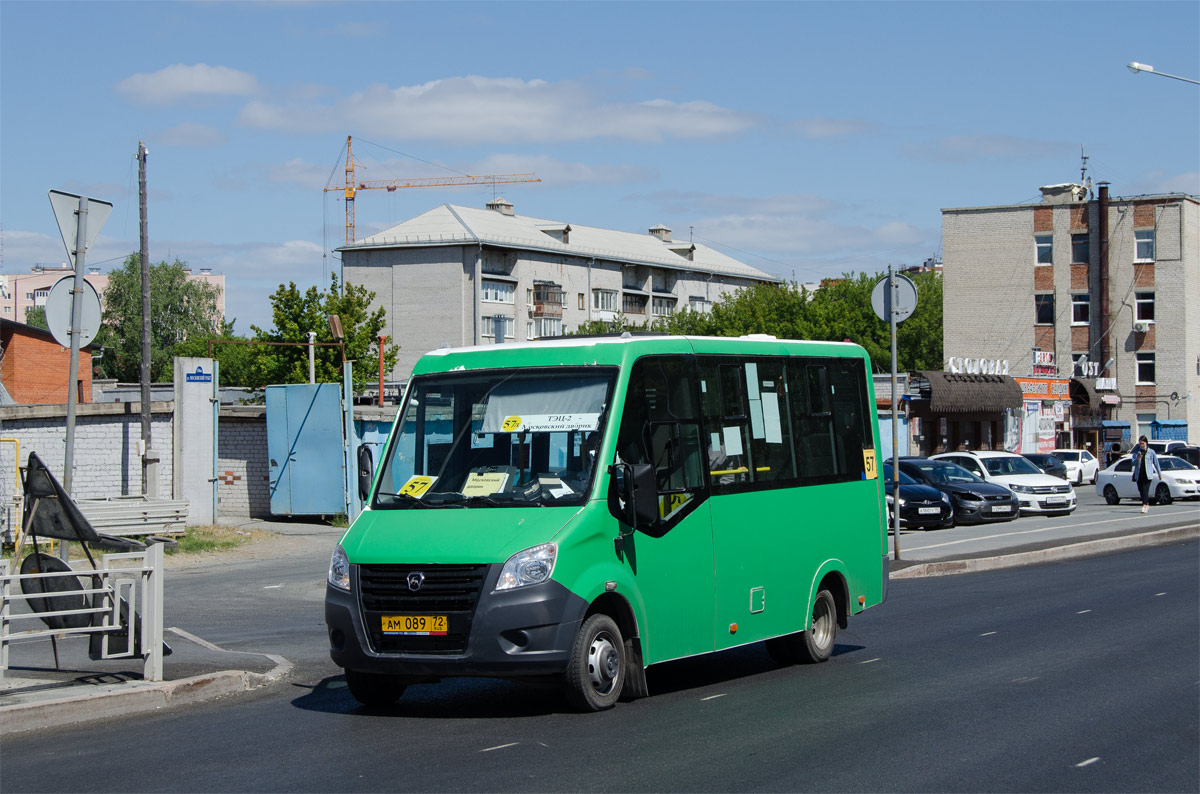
[1077,609,1092,614]
[980,631,998,637]
[1155,592,1166,597]
[859,658,881,665]
[1012,676,1039,684]
[904,514,1154,552]
[481,743,519,753]
[263,584,283,589]
[1076,757,1100,768]
[701,693,727,701]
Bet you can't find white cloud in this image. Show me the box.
[1129,169,1200,195]
[238,75,758,143]
[645,190,835,216]
[116,63,260,105]
[471,154,653,186]
[156,122,226,147]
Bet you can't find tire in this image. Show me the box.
[1155,483,1172,506]
[345,669,406,707]
[1076,471,1083,486]
[767,588,837,665]
[564,614,625,712]
[1103,484,1120,506]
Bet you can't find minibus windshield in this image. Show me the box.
[374,368,617,509]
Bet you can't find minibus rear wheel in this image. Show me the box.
[345,669,406,707]
[766,588,837,665]
[564,614,625,711]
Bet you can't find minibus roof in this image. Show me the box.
[412,335,868,376]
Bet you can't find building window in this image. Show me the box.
[1035,234,1053,265]
[622,293,647,315]
[482,316,514,339]
[652,296,676,317]
[481,279,515,304]
[1035,294,1055,325]
[1135,292,1155,322]
[1135,229,1155,262]
[592,289,618,312]
[1135,352,1155,384]
[530,317,562,339]
[1071,233,1090,264]
[1071,294,1090,325]
[688,296,711,313]
[577,293,585,311]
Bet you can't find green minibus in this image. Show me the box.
[326,334,888,711]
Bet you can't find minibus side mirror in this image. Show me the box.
[608,463,658,528]
[357,444,374,503]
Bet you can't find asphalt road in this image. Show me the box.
[3,538,1196,793]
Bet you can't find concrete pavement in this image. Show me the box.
[2,505,1197,735]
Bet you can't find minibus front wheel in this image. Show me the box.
[345,669,407,708]
[767,587,837,665]
[564,614,625,711]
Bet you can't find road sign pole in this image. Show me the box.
[60,197,89,558]
[889,267,902,561]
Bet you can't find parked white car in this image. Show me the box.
[1052,448,1100,485]
[1095,454,1200,505]
[1146,440,1188,456]
[930,450,1077,515]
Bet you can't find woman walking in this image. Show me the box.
[1130,436,1162,514]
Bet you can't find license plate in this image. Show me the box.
[1045,496,1067,504]
[918,507,940,515]
[382,615,447,635]
[991,505,1012,513]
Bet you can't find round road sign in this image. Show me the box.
[44,276,103,349]
[871,274,918,323]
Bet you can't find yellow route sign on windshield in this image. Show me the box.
[399,475,436,499]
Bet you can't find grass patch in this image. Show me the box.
[168,525,269,555]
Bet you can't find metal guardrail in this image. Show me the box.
[0,543,165,682]
[76,497,189,537]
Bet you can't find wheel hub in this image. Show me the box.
[587,634,619,692]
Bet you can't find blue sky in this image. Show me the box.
[2,1,1197,333]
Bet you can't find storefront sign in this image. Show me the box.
[1015,377,1071,402]
[946,356,1009,375]
[1032,351,1056,376]
[1096,377,1116,391]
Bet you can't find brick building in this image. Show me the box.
[341,200,779,381]
[942,184,1199,453]
[1,319,94,405]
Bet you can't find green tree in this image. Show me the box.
[94,256,222,382]
[23,305,48,330]
[251,273,398,392]
[171,320,263,387]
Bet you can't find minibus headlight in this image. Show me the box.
[496,542,557,591]
[328,545,351,591]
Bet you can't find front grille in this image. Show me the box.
[1028,484,1072,494]
[359,563,489,654]
[984,494,1010,502]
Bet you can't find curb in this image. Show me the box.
[890,524,1199,579]
[0,639,293,736]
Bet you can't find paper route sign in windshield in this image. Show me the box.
[479,376,608,434]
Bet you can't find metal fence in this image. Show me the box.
[0,543,165,682]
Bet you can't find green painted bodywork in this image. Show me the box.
[340,336,887,668]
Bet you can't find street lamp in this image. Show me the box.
[1127,61,1200,85]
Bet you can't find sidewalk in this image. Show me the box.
[2,511,1197,735]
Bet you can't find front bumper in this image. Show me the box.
[1015,493,1077,513]
[326,563,589,679]
[953,499,1019,523]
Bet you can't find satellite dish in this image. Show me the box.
[43,276,103,349]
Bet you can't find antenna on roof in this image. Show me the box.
[1080,145,1093,199]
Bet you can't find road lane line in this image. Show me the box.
[859,658,881,664]
[1075,757,1100,768]
[1155,592,1166,596]
[980,631,998,636]
[1077,609,1092,614]
[904,514,1158,552]
[481,743,519,752]
[701,693,726,701]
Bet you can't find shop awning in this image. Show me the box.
[1070,378,1099,407]
[911,370,1024,414]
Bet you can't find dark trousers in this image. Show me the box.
[1137,475,1152,505]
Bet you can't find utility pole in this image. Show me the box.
[139,142,153,495]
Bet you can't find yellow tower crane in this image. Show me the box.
[324,136,541,245]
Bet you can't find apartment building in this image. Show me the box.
[0,265,225,324]
[942,184,1198,453]
[341,200,780,380]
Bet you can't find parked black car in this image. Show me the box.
[882,463,954,529]
[898,457,1020,524]
[1171,446,1200,467]
[1021,452,1069,480]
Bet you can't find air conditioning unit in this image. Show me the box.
[1133,321,1150,334]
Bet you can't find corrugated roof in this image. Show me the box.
[912,370,1024,414]
[344,204,779,282]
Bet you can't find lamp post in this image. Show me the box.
[1127,62,1200,85]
